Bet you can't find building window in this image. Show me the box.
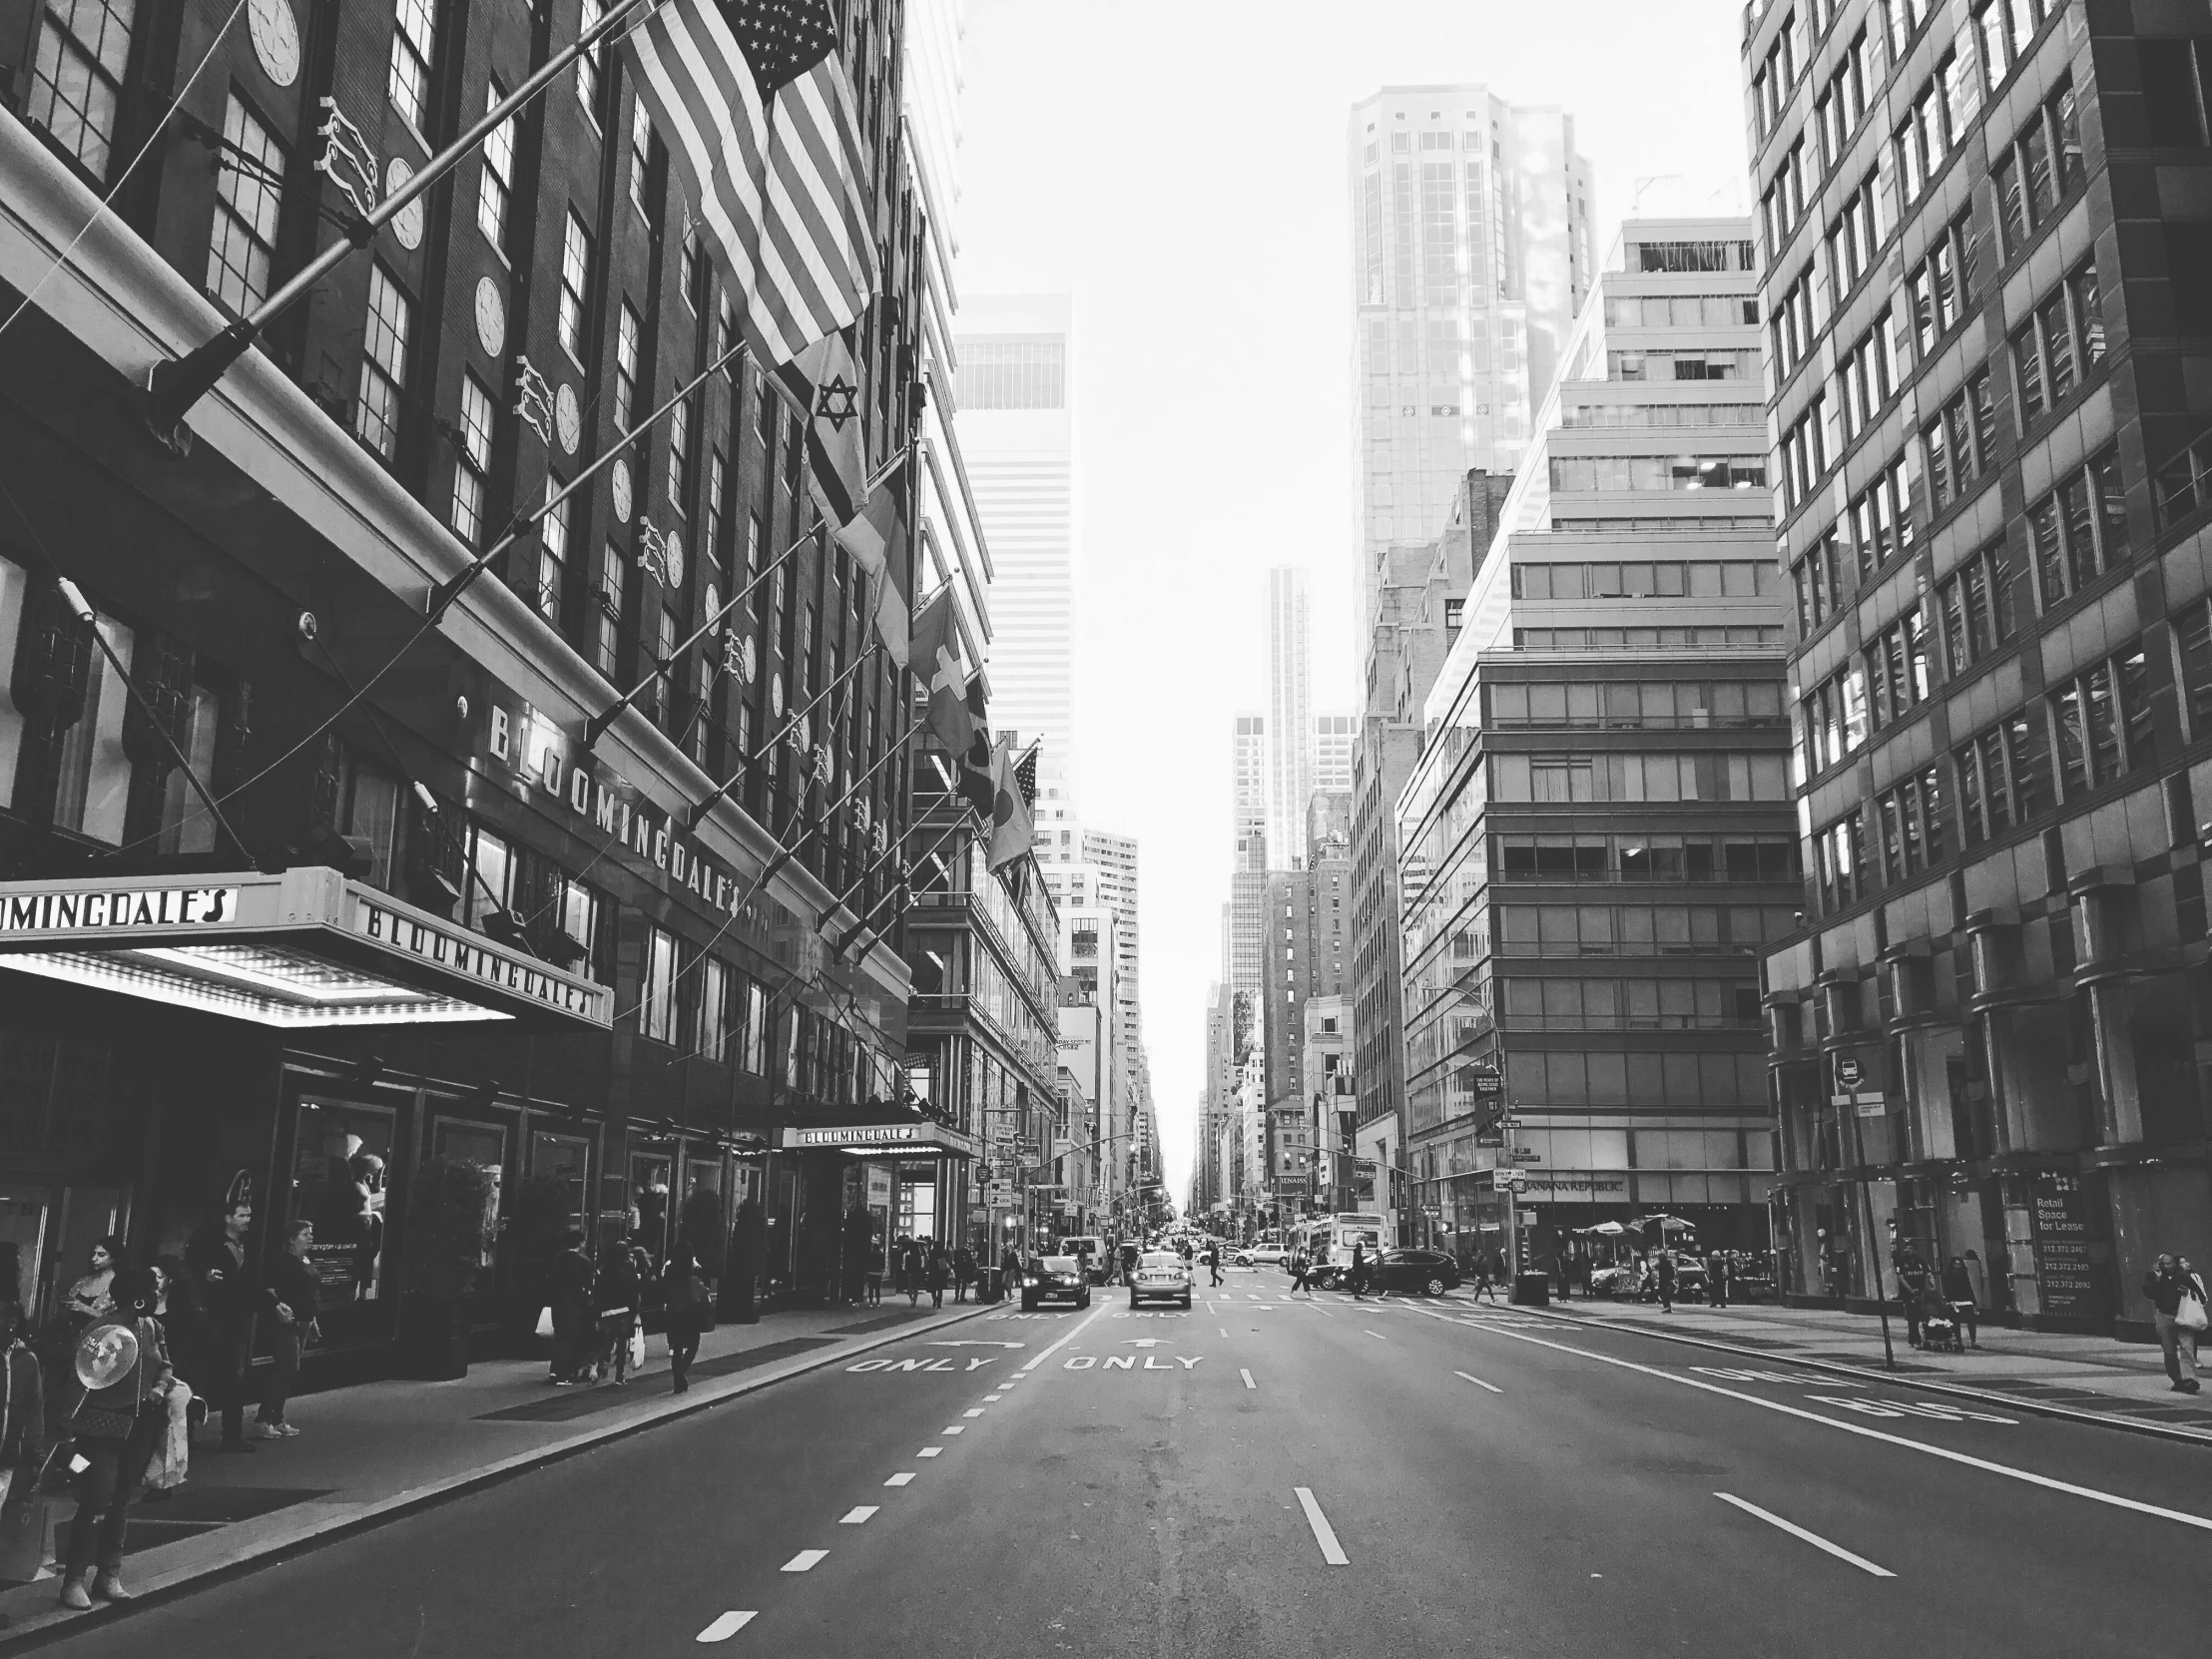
[1815,811,1869,912]
[205,94,282,315]
[388,0,436,132]
[667,397,691,515]
[1934,541,2016,679]
[448,373,495,543]
[1992,76,2083,257]
[1864,607,1932,729]
[640,924,681,1042]
[705,449,728,564]
[2029,448,2128,610]
[696,956,731,1061]
[597,543,624,675]
[628,96,653,220]
[2049,643,2156,799]
[1924,371,1996,513]
[27,0,136,180]
[2011,261,2104,428]
[1875,767,1949,882]
[576,0,603,117]
[1955,712,2051,844]
[477,80,515,252]
[537,476,569,625]
[559,211,591,362]
[615,302,641,429]
[355,265,411,460]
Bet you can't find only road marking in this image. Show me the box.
[1295,1487,1350,1565]
[1715,1492,1895,1577]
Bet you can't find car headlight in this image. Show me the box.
[1026,1276,1040,1286]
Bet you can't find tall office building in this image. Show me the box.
[1233,713,1268,870]
[1266,570,1316,867]
[1749,0,2212,1329]
[957,293,1077,796]
[1394,219,1795,1265]
[1314,713,1357,793]
[1349,87,1596,638]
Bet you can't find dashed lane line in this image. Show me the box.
[962,1408,985,1417]
[884,1472,916,1487]
[1454,1371,1503,1394]
[941,1425,964,1434]
[696,1611,757,1643]
[917,1447,942,1457]
[1240,1369,1257,1389]
[1715,1493,1895,1577]
[782,1550,828,1572]
[839,1506,879,1524]
[1294,1487,1350,1565]
[1395,1303,2212,1534]
[1365,1330,1386,1341]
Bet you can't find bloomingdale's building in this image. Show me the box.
[0,0,971,1379]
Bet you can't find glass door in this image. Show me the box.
[288,1099,397,1349]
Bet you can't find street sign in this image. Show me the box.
[1489,1168,1527,1193]
[1834,1055,1863,1091]
[1509,1148,1541,1163]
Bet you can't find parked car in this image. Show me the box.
[1234,1245,1290,1268]
[1130,1251,1194,1310]
[1020,1255,1092,1312]
[1374,1249,1461,1295]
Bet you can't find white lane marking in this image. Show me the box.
[840,1506,878,1524]
[1365,1330,1386,1341]
[1398,1305,2212,1534]
[1294,1487,1350,1565]
[918,1447,942,1457]
[697,1611,757,1643]
[783,1550,828,1572]
[1020,1300,1116,1372]
[1455,1371,1502,1393]
[962,1408,985,1417]
[884,1472,916,1487]
[1715,1493,1895,1577]
[983,1393,1003,1400]
[941,1425,964,1434]
[1220,1327,1231,1338]
[1240,1369,1257,1389]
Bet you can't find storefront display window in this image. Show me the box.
[290,1099,394,1326]
[531,1130,591,1230]
[632,1151,672,1264]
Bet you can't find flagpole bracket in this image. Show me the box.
[143,319,259,455]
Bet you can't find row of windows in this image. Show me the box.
[1496,977,1763,1030]
[1492,833,1801,882]
[1507,561,1777,601]
[1495,903,1799,955]
[1546,456,1766,494]
[1512,626,1786,650]
[1486,680,1783,734]
[1601,295,1758,329]
[1492,752,1790,805]
[1610,349,1758,382]
[1561,402,1764,429]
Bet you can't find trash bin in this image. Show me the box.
[1510,1271,1551,1307]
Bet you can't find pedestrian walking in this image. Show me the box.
[1655,1249,1676,1314]
[2144,1253,2209,1393]
[925,1243,949,1310]
[58,1268,171,1608]
[184,1197,258,1452]
[1350,1240,1368,1300]
[952,1245,976,1303]
[1288,1248,1313,1297]
[1705,1247,1729,1309]
[903,1238,925,1307]
[547,1229,595,1385]
[1555,1251,1572,1302]
[1471,1254,1497,1304]
[594,1229,643,1385]
[662,1249,706,1394]
[1940,1255,1980,1348]
[253,1221,318,1437]
[1894,1243,1932,1348]
[1207,1244,1223,1288]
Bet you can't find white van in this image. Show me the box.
[1060,1235,1105,1283]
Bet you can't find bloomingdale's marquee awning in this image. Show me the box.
[777,1120,977,1160]
[0,866,612,1030]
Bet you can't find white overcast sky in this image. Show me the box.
[952,1,1754,1203]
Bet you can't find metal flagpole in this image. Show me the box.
[584,520,816,751]
[685,642,882,832]
[145,0,670,440]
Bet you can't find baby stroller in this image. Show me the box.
[1921,1295,1965,1354]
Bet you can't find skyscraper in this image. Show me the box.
[957,293,1077,796]
[1313,713,1357,793]
[1349,88,1595,637]
[1266,569,1314,867]
[1232,713,1268,870]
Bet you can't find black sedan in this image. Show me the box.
[1374,1249,1462,1295]
[1020,1255,1092,1311]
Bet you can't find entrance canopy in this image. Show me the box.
[0,866,612,1030]
[778,1119,976,1159]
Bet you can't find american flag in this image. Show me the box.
[622,0,877,366]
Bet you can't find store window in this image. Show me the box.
[288,1099,395,1335]
[531,1130,591,1238]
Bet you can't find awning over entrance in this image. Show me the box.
[0,866,612,1030]
[777,1119,977,1159]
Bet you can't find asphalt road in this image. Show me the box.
[29,1266,2212,1657]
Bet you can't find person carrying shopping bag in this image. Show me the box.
[56,1269,172,1609]
[594,1230,643,1386]
[925,1243,950,1310]
[2144,1253,2209,1393]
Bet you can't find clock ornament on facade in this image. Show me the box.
[249,0,301,86]
[610,457,633,523]
[702,583,721,635]
[663,529,685,590]
[473,276,506,355]
[554,384,581,455]
[386,160,424,249]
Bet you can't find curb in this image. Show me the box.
[1513,1303,2212,1448]
[0,1301,996,1649]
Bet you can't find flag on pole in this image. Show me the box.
[958,673,994,818]
[777,326,866,528]
[622,0,877,368]
[908,588,970,758]
[862,511,910,669]
[986,737,1036,874]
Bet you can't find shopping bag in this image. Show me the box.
[628,1324,646,1372]
[0,1488,48,1584]
[2178,1291,2209,1334]
[534,1306,554,1340]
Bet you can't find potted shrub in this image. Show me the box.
[398,1158,501,1379]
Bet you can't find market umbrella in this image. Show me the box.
[1582,1221,1630,1236]
[1643,1215,1697,1234]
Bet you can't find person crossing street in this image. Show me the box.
[1288,1246,1314,1297]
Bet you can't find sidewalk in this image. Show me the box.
[0,1294,993,1643]
[1538,1296,2212,1440]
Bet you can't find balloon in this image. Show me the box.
[73,1322,139,1391]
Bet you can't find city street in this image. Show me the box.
[29,1267,2210,1657]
